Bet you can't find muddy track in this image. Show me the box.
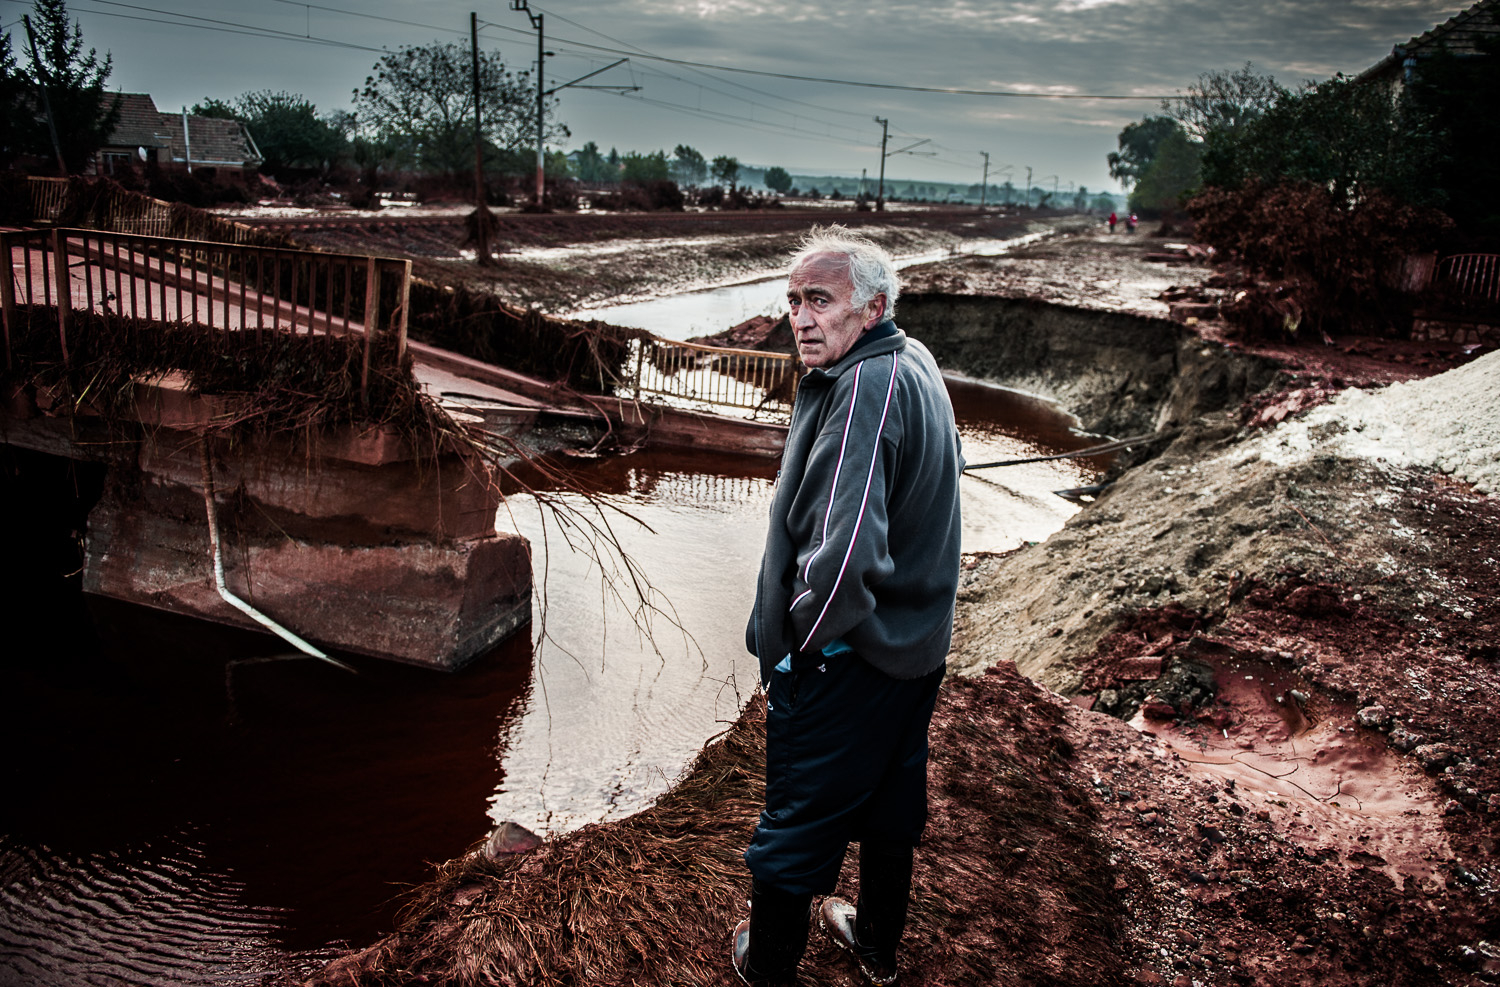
[236,206,1060,314]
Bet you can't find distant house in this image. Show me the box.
[1358,0,1500,92]
[93,93,263,179]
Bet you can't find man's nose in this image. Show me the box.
[791,305,815,328]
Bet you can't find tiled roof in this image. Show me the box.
[103,92,262,167]
[1402,0,1500,56]
[1361,0,1500,81]
[107,92,176,149]
[171,115,262,166]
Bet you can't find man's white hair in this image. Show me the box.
[789,224,900,318]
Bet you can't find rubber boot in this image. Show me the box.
[733,878,812,986]
[855,840,914,974]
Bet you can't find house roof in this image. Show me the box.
[102,92,263,167]
[107,92,177,149]
[175,115,262,166]
[1361,0,1500,82]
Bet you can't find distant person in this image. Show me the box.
[1108,211,1117,233]
[734,225,963,987]
[1127,213,1138,233]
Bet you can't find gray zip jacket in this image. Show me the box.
[746,321,964,685]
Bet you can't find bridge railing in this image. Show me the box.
[623,336,798,422]
[2,227,411,401]
[22,175,275,243]
[27,176,71,226]
[1436,253,1500,305]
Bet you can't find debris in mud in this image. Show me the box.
[688,313,793,353]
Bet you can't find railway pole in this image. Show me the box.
[510,0,546,208]
[470,12,490,265]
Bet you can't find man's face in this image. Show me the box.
[786,252,886,369]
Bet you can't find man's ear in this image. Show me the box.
[863,293,887,328]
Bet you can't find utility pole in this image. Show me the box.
[22,15,68,175]
[873,118,932,212]
[1024,166,1032,210]
[470,12,490,265]
[510,0,546,207]
[979,152,989,209]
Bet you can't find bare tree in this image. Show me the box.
[353,42,565,175]
[1164,63,1284,143]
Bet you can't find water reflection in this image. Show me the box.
[491,449,777,835]
[0,579,535,984]
[946,376,1108,550]
[0,358,1102,986]
[569,230,1052,340]
[487,387,1102,836]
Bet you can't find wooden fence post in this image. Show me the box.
[393,260,411,364]
[50,228,70,365]
[0,232,13,371]
[361,256,380,407]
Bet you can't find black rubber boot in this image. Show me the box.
[733,878,812,986]
[854,840,914,975]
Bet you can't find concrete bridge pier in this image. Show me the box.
[4,376,533,671]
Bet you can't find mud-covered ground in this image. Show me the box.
[246,204,1051,314]
[307,217,1499,987]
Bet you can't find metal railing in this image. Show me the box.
[625,336,798,421]
[24,175,274,243]
[28,176,70,226]
[1437,253,1500,305]
[2,227,411,400]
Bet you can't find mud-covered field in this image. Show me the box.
[307,217,1499,987]
[240,205,1053,313]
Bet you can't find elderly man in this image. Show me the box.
[734,226,963,987]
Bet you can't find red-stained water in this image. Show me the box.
[0,376,1105,985]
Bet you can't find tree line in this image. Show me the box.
[1110,55,1497,233]
[1113,48,1499,337]
[0,0,790,199]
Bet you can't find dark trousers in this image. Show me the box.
[744,654,944,896]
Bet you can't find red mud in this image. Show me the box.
[302,218,1500,987]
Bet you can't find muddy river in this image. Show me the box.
[0,337,1103,985]
[565,229,1053,337]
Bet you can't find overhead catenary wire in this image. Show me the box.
[605,90,880,151]
[531,3,881,123]
[481,27,1174,101]
[41,0,1176,104]
[59,0,392,52]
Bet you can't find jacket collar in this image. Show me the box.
[803,320,905,382]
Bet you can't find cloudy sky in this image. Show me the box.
[2,0,1466,192]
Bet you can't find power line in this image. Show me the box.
[607,90,875,151]
[532,3,872,122]
[491,31,1172,101]
[56,0,1169,105]
[67,1,387,52]
[59,0,886,159]
[625,62,874,145]
[481,15,882,150]
[259,0,462,38]
[81,0,343,42]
